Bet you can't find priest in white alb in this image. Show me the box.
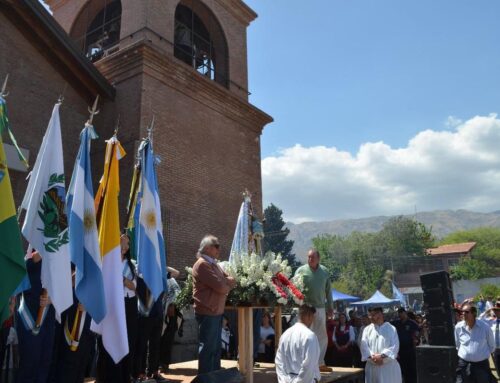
[275,304,321,383]
[361,306,402,383]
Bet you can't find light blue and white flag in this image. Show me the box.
[136,139,167,300]
[66,124,106,323]
[20,103,72,318]
[392,282,406,307]
[229,196,250,265]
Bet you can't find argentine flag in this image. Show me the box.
[136,139,167,300]
[66,124,106,323]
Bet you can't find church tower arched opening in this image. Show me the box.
[70,0,122,62]
[174,0,229,88]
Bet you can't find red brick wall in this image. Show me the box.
[140,71,263,272]
[49,0,253,99]
[0,10,114,208]
[2,0,270,278]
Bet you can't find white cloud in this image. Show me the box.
[445,116,463,128]
[262,114,500,222]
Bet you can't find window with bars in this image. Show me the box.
[174,1,229,88]
[71,0,122,62]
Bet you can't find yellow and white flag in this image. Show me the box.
[90,135,128,363]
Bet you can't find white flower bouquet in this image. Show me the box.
[175,252,305,310]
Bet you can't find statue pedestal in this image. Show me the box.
[227,305,282,383]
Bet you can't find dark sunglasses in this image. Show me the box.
[462,310,471,314]
[212,244,220,249]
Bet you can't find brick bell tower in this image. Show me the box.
[44,0,273,272]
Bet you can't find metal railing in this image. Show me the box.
[74,15,121,62]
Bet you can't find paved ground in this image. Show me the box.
[83,356,498,382]
[162,360,364,383]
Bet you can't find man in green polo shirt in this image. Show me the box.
[294,249,334,372]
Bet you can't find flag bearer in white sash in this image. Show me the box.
[53,290,94,383]
[16,250,56,383]
[360,307,402,383]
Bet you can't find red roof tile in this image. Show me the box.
[426,242,476,256]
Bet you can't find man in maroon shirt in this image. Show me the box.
[192,235,236,374]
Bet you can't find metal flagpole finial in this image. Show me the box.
[1,74,10,98]
[87,95,100,125]
[147,115,155,140]
[57,83,68,105]
[114,114,120,136]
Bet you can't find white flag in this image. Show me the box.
[20,103,72,318]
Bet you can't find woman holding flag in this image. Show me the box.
[16,250,56,383]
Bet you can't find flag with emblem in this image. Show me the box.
[66,124,106,323]
[20,102,72,318]
[90,135,128,363]
[136,138,167,300]
[0,96,26,323]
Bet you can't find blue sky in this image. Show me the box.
[246,0,500,156]
[244,1,500,222]
[41,0,500,222]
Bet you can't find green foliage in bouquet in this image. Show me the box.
[175,267,194,311]
[174,253,305,311]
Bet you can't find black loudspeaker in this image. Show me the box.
[420,271,456,346]
[192,368,244,383]
[416,345,457,383]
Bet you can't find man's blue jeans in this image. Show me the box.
[196,314,222,374]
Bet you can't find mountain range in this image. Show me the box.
[286,209,500,262]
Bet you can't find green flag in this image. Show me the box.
[0,97,26,323]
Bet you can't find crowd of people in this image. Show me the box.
[272,248,499,383]
[0,233,184,383]
[2,236,499,383]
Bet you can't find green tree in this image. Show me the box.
[263,204,299,270]
[441,227,500,279]
[476,283,500,300]
[450,258,490,280]
[378,216,436,273]
[337,249,392,299]
[312,232,392,298]
[311,234,347,280]
[311,217,435,298]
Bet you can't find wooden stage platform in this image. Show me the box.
[162,360,365,383]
